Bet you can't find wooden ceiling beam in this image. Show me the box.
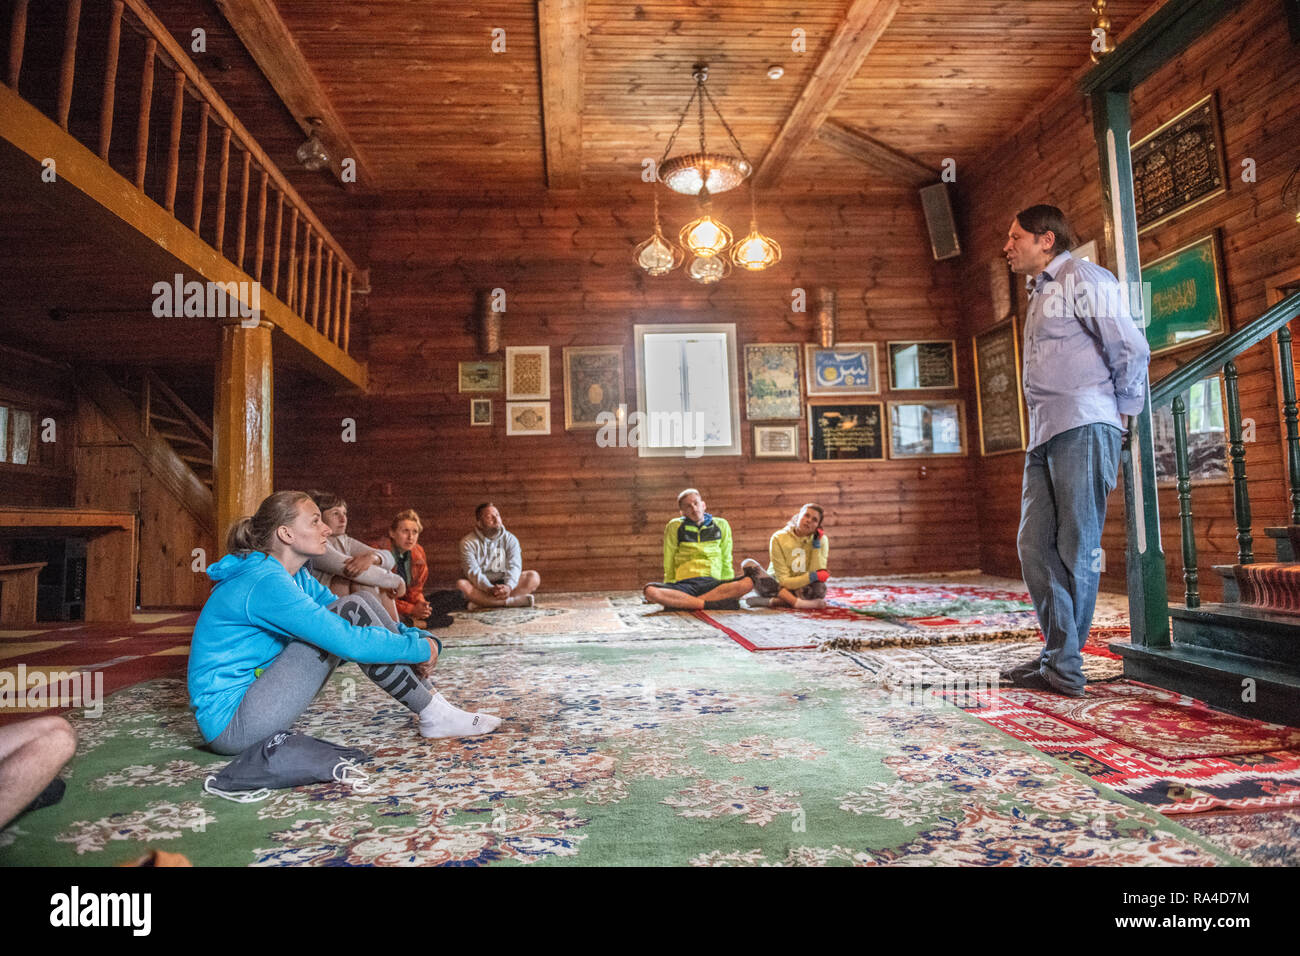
[536,0,585,189]
[755,0,901,189]
[212,0,375,187]
[817,119,936,185]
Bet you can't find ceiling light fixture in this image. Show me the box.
[296,116,330,171]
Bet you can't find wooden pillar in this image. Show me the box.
[214,321,273,549]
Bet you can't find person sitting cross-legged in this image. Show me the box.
[456,503,541,610]
[643,488,759,611]
[307,490,406,621]
[743,503,831,610]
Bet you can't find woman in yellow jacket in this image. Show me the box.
[744,504,830,609]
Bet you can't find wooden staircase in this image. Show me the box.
[1118,524,1300,726]
[115,370,214,492]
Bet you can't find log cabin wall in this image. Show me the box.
[954,0,1300,602]
[275,184,980,592]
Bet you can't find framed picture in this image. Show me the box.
[753,424,800,460]
[1132,93,1228,234]
[1142,232,1229,357]
[989,259,1014,321]
[804,343,879,396]
[972,319,1026,456]
[808,402,884,461]
[1152,373,1229,484]
[506,346,550,400]
[470,398,492,426]
[1071,239,1099,264]
[887,340,958,390]
[562,346,624,430]
[744,343,802,420]
[506,402,550,436]
[888,400,966,458]
[458,361,502,393]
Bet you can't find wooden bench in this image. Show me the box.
[0,563,46,626]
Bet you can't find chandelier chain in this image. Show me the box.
[700,83,754,168]
[657,86,699,170]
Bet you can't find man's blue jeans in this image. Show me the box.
[1017,423,1121,694]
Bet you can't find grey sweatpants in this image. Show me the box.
[208,591,434,755]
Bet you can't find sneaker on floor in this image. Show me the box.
[998,660,1042,682]
[741,558,780,598]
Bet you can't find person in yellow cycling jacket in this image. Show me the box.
[643,488,762,610]
[741,504,830,609]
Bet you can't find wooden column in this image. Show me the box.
[214,321,273,548]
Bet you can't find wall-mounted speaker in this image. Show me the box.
[919,183,962,261]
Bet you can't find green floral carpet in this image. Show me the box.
[0,626,1241,866]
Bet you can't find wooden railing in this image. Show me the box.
[4,0,356,354]
[1141,290,1300,610]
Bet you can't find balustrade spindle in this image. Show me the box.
[134,38,156,189]
[214,126,231,253]
[164,70,184,213]
[331,256,343,342]
[299,224,312,319]
[235,151,251,269]
[7,0,28,90]
[1278,326,1300,524]
[342,272,352,353]
[254,169,268,282]
[323,250,335,339]
[99,1,122,159]
[312,235,324,329]
[1171,395,1200,607]
[285,207,299,309]
[191,103,209,232]
[57,0,80,130]
[269,189,283,294]
[1225,360,1254,564]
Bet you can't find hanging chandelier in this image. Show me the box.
[634,65,780,281]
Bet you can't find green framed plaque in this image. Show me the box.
[1141,233,1228,357]
[972,319,1026,456]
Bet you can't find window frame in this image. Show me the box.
[633,323,742,458]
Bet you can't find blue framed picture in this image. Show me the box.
[804,343,879,396]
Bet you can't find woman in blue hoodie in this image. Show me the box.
[189,491,501,755]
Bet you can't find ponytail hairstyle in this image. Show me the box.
[226,490,313,556]
[308,490,346,514]
[788,503,825,533]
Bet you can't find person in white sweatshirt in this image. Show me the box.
[308,491,405,620]
[456,503,541,610]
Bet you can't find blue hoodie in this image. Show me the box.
[188,551,432,743]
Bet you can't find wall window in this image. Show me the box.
[633,324,741,457]
[0,405,33,465]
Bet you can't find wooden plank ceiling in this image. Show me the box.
[259,0,1156,195]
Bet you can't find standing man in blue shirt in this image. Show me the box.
[998,205,1151,696]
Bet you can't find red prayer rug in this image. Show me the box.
[1009,682,1300,759]
[952,687,1300,814]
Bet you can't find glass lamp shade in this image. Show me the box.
[680,214,732,258]
[687,254,731,284]
[634,230,684,276]
[296,132,330,171]
[730,225,782,271]
[658,152,751,197]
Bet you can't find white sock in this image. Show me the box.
[418,692,502,738]
[794,598,826,609]
[505,594,534,608]
[465,601,483,612]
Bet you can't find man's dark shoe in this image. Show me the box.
[998,660,1042,682]
[1001,669,1086,698]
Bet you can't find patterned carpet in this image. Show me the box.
[0,628,1239,866]
[695,574,1131,652]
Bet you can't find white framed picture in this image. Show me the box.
[506,346,550,400]
[470,398,492,426]
[506,402,550,435]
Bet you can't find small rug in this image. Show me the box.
[695,574,1129,652]
[1011,682,1300,759]
[441,592,718,646]
[836,639,1125,689]
[953,689,1300,814]
[1178,808,1300,866]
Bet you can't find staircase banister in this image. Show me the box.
[1150,289,1300,407]
[119,0,361,279]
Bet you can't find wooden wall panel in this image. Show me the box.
[276,184,980,592]
[0,346,75,511]
[953,0,1300,604]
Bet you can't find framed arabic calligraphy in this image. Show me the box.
[1141,232,1228,357]
[1132,93,1227,234]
